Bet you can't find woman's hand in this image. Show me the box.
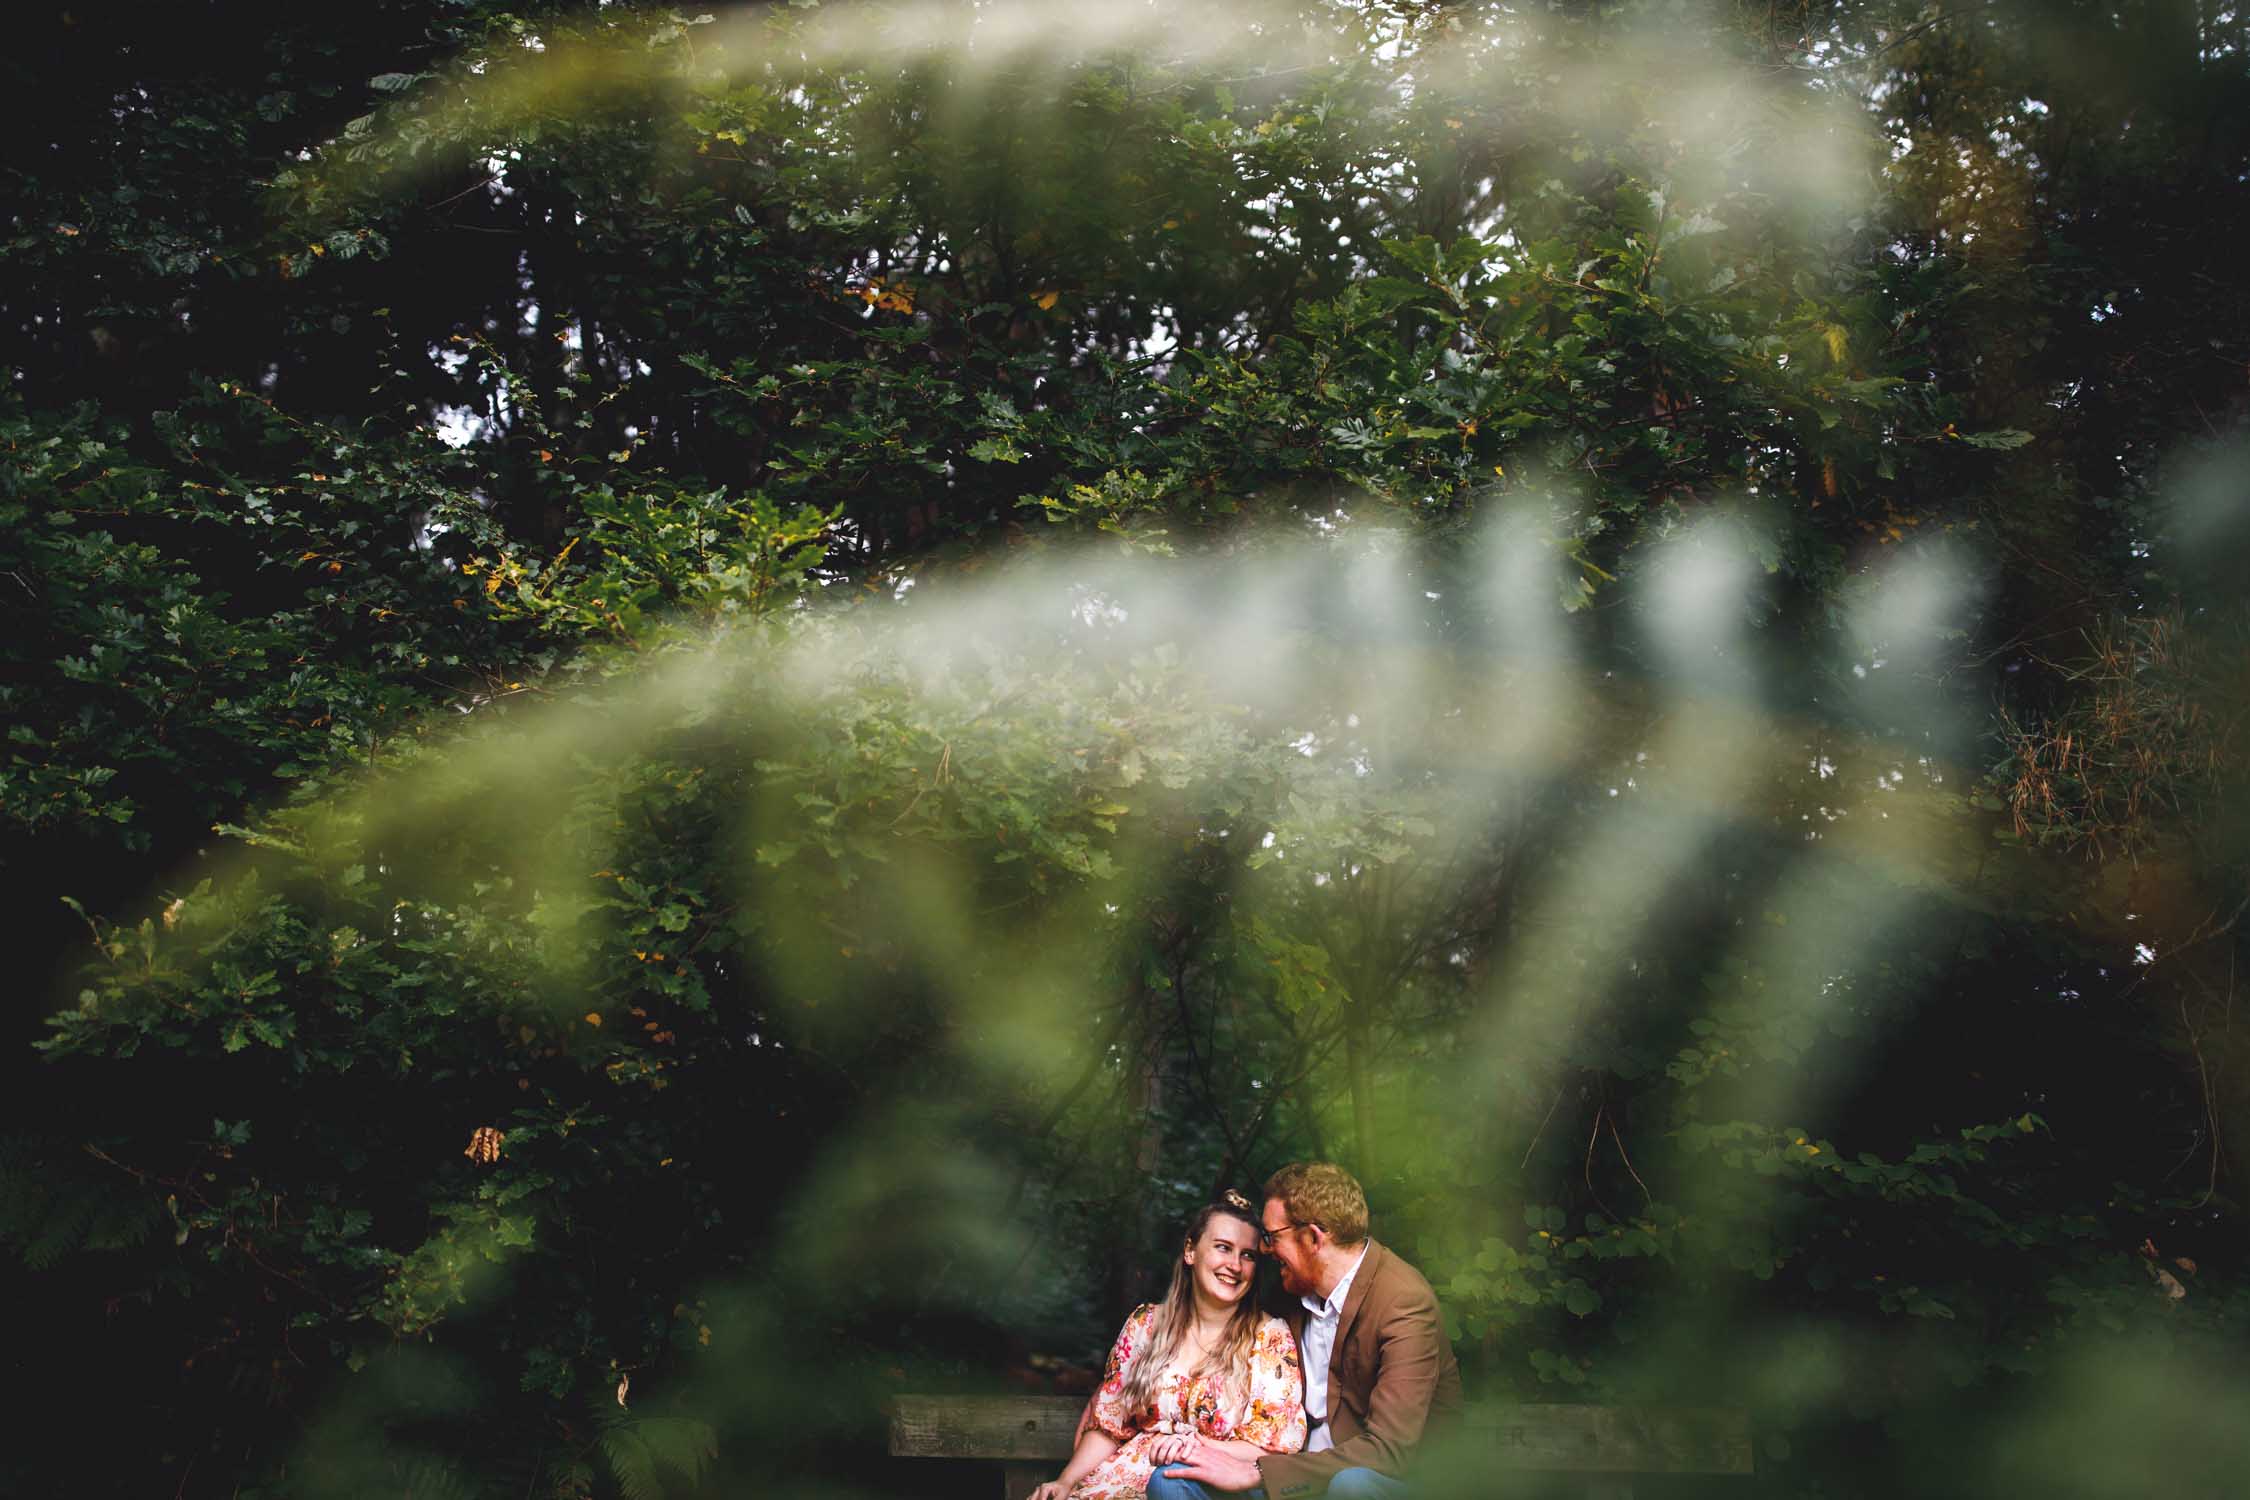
[1027,1481,1069,1500]
[1147,1432,1202,1466]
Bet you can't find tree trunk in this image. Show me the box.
[1345,1006,1375,1184]
[1122,1023,1166,1313]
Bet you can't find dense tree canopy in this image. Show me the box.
[5,2,2249,1496]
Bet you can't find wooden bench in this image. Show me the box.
[890,1393,1753,1499]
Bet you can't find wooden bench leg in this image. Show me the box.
[1002,1460,1049,1500]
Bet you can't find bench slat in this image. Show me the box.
[890,1394,1087,1462]
[889,1395,1752,1475]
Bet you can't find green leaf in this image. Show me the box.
[1958,428,2033,450]
[965,435,1024,465]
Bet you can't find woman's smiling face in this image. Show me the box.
[1188,1211,1260,1307]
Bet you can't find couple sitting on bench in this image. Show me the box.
[1030,1162,1462,1500]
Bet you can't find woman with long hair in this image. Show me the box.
[1029,1191,1307,1500]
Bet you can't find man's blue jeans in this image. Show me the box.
[1147,1464,1409,1500]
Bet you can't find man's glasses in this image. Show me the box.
[1258,1219,1318,1250]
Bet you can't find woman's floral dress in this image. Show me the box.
[1066,1303,1308,1500]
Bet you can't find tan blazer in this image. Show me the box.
[1257,1239,1463,1497]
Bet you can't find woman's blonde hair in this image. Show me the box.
[1118,1195,1266,1421]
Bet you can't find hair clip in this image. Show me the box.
[1223,1189,1252,1211]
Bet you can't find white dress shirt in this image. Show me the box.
[1299,1243,1370,1453]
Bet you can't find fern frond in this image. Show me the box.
[597,1416,716,1500]
[392,1450,483,1500]
[0,1133,161,1270]
[598,1426,662,1500]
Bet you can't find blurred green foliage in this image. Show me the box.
[4,1,2249,1496]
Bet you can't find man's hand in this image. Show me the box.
[1164,1449,1263,1492]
